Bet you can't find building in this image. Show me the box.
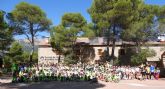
[38,37,165,68]
[38,37,64,65]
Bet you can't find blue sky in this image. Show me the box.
[145,0,165,6]
[0,0,93,26]
[0,0,165,39]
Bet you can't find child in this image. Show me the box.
[155,68,160,80]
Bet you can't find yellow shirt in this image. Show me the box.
[146,67,150,73]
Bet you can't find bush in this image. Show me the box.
[113,59,120,66]
[64,52,79,65]
[131,48,156,66]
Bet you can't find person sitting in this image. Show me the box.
[136,72,142,81]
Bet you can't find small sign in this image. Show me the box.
[39,56,64,60]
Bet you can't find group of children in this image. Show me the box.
[11,63,160,83]
[139,64,160,80]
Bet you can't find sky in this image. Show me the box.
[0,0,93,26]
[0,0,165,39]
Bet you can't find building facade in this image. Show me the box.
[38,37,165,68]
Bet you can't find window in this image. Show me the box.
[119,49,125,55]
[98,49,102,55]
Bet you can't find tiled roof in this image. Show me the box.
[20,37,165,46]
[76,37,90,43]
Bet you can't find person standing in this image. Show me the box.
[150,65,155,80]
[145,65,150,79]
[141,66,146,80]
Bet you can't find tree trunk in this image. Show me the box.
[111,25,116,65]
[30,23,34,66]
[135,41,141,53]
[0,49,4,68]
[106,28,110,61]
[79,46,82,63]
[1,42,5,68]
[58,55,61,63]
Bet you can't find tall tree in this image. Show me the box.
[88,0,140,63]
[51,13,87,64]
[51,25,65,63]
[0,10,13,68]
[7,2,51,63]
[121,3,157,52]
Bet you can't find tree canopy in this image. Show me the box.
[0,10,13,68]
[51,13,87,64]
[88,0,158,64]
[6,42,23,64]
[7,2,52,63]
[88,0,138,63]
[0,11,13,52]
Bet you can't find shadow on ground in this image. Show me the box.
[0,81,105,89]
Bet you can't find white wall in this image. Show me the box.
[38,47,64,65]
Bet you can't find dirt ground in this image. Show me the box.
[0,78,165,89]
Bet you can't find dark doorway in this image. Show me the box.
[161,51,165,68]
